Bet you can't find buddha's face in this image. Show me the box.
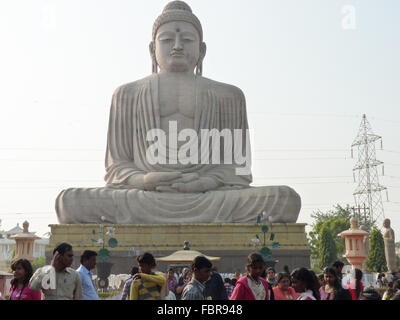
[154,21,203,73]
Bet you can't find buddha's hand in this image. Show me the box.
[170,176,221,193]
[128,172,182,191]
[155,173,199,193]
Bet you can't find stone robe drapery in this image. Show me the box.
[104,74,252,187]
[56,75,301,224]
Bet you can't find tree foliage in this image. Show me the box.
[366,227,387,273]
[308,205,352,263]
[318,224,337,269]
[308,204,376,271]
[32,256,46,272]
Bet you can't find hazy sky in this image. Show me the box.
[0,0,399,239]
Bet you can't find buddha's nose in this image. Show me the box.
[173,36,183,51]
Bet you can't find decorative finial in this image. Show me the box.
[350,217,358,230]
[184,240,190,250]
[23,221,29,233]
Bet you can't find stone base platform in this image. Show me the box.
[46,224,310,274]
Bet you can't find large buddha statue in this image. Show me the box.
[56,1,301,225]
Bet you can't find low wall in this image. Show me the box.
[46,223,311,274]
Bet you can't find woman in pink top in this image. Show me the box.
[230,253,270,300]
[9,259,41,300]
[273,273,299,300]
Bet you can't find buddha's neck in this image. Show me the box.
[158,70,197,80]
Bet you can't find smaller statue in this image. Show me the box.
[383,219,397,273]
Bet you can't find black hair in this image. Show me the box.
[332,261,344,269]
[53,242,73,256]
[246,253,265,271]
[276,272,290,284]
[224,278,231,284]
[168,268,174,272]
[283,265,290,274]
[231,278,238,286]
[137,252,156,267]
[323,267,342,291]
[10,259,33,287]
[130,266,139,275]
[354,268,363,299]
[291,268,321,300]
[192,256,212,271]
[80,250,98,264]
[267,267,276,273]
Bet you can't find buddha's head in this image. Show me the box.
[150,1,206,75]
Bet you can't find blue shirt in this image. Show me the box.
[77,265,99,300]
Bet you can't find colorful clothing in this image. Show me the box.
[346,280,364,300]
[121,278,133,300]
[230,275,270,300]
[273,286,298,300]
[129,272,166,300]
[320,286,334,300]
[9,284,41,300]
[168,278,177,293]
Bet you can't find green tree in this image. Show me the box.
[32,256,46,272]
[308,204,375,270]
[366,227,387,272]
[308,205,351,265]
[318,224,337,269]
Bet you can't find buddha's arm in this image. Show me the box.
[104,86,184,190]
[104,86,146,185]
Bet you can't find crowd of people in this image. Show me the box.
[2,242,399,301]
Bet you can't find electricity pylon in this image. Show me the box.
[351,114,387,227]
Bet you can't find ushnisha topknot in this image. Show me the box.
[152,1,203,42]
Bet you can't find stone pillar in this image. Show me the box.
[338,218,369,270]
[10,221,40,263]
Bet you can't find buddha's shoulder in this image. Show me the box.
[197,76,246,99]
[112,75,157,96]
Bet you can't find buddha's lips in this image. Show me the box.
[171,52,185,57]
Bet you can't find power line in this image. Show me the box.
[0,148,104,151]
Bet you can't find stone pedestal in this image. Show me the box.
[46,223,310,274]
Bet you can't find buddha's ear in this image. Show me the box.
[149,41,158,74]
[196,42,207,76]
[199,42,207,60]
